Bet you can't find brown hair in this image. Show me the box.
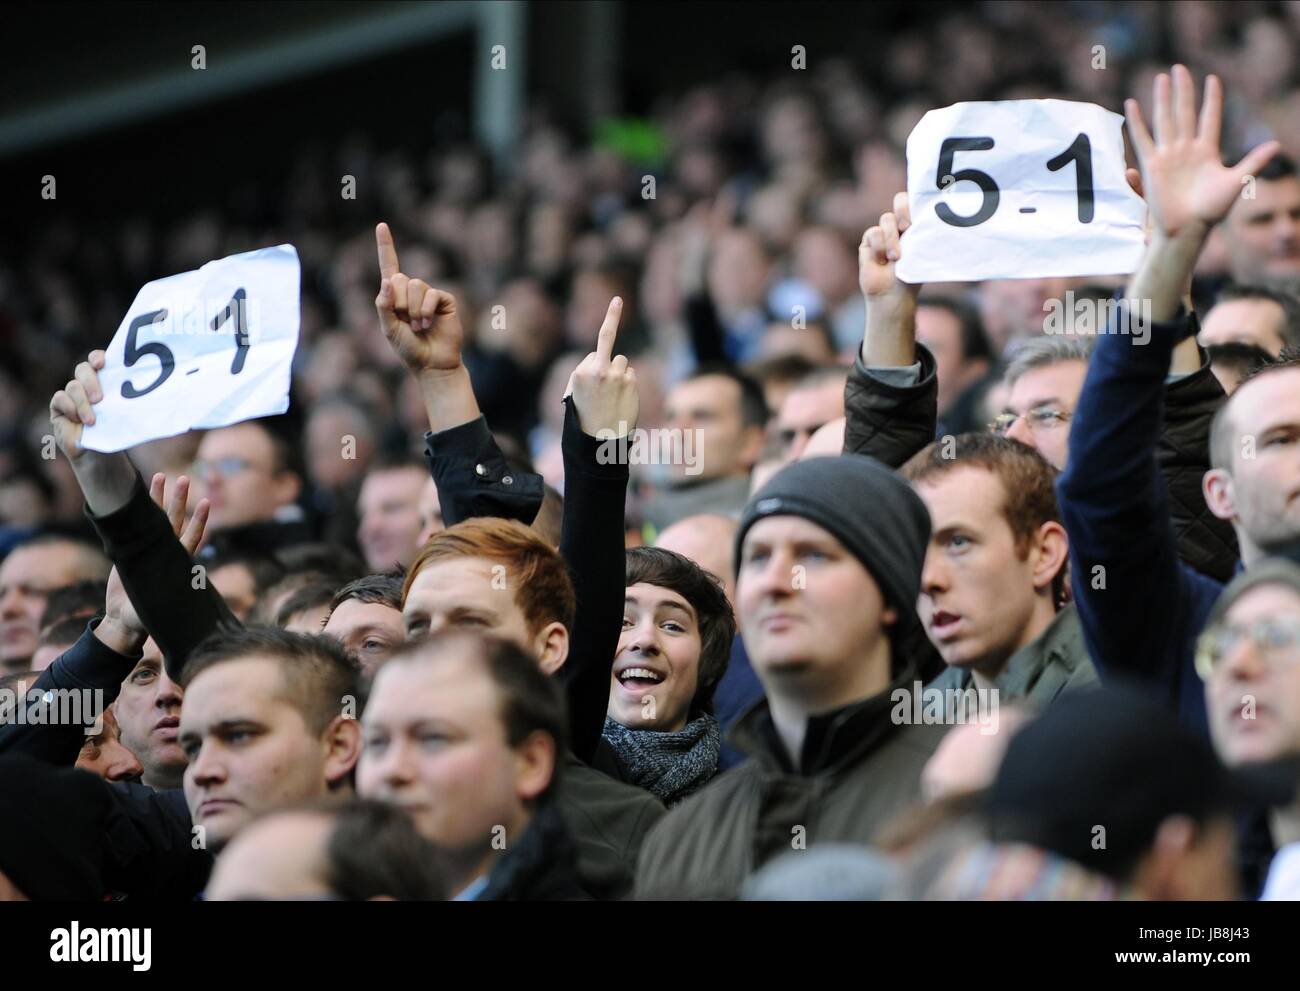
[625,547,735,716]
[181,626,361,736]
[403,518,576,636]
[902,433,1067,605]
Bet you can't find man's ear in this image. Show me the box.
[960,357,990,391]
[323,714,363,787]
[273,470,303,509]
[1203,467,1237,523]
[739,425,767,470]
[514,730,558,803]
[533,621,569,676]
[1030,521,1069,595]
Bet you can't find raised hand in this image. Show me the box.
[1125,65,1280,240]
[858,192,921,368]
[101,473,210,648]
[858,191,917,299]
[565,297,639,439]
[49,350,109,462]
[374,222,464,376]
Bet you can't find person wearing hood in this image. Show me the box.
[634,453,948,899]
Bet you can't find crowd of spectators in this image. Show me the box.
[3,1,1300,902]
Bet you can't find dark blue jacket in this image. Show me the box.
[1056,306,1223,735]
[1055,308,1282,897]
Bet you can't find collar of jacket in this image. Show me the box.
[727,654,927,776]
[478,797,586,901]
[940,604,1084,697]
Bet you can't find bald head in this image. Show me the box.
[799,417,847,460]
[654,514,738,604]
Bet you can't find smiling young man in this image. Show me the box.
[599,547,735,805]
[901,433,1096,701]
[1219,153,1300,292]
[635,454,948,899]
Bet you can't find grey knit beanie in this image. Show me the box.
[735,454,931,651]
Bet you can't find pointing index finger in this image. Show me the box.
[376,222,401,280]
[595,296,623,363]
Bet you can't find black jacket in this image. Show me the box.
[426,405,667,898]
[0,476,230,900]
[92,472,240,680]
[1159,354,1240,583]
[479,798,589,901]
[424,403,625,766]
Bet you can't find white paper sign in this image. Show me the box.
[895,100,1146,283]
[81,245,301,453]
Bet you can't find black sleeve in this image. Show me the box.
[684,291,730,366]
[102,782,212,900]
[558,397,629,763]
[842,344,940,469]
[1160,350,1240,583]
[424,416,545,529]
[87,471,239,682]
[0,619,140,765]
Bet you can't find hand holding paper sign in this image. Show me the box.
[79,244,301,454]
[896,100,1146,283]
[858,191,921,369]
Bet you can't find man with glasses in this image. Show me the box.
[993,337,1091,472]
[1196,558,1300,899]
[190,421,310,554]
[851,179,1238,583]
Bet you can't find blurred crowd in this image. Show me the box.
[5,2,1300,552]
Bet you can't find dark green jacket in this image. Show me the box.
[634,671,948,900]
[557,755,665,900]
[926,604,1098,705]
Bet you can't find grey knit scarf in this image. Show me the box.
[601,714,721,805]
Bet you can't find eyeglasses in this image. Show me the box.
[990,407,1071,436]
[190,457,258,480]
[1195,616,1300,681]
